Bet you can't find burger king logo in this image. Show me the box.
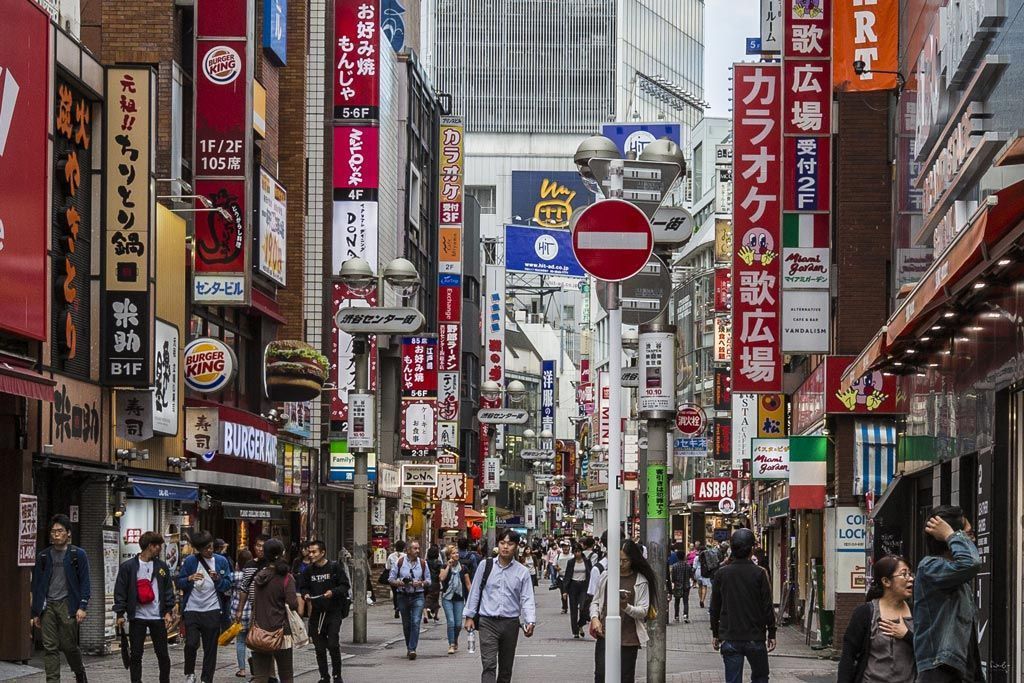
[184,338,237,393]
[202,45,241,85]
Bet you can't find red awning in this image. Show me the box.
[843,178,1024,384]
[250,289,287,324]
[0,362,55,402]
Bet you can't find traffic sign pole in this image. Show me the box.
[604,281,623,683]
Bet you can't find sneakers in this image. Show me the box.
[394,611,400,619]
[674,616,680,622]
[184,676,197,683]
[448,644,455,655]
[75,673,88,683]
[684,615,690,623]
[407,651,417,660]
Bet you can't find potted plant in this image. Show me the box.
[264,340,329,402]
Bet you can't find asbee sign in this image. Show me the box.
[693,477,737,502]
[183,338,237,393]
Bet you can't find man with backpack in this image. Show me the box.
[113,531,176,683]
[300,540,351,683]
[697,540,720,608]
[463,529,536,683]
[30,514,90,683]
[388,539,431,660]
[176,531,232,683]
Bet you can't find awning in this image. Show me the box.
[130,477,199,502]
[463,507,485,520]
[869,473,911,522]
[843,178,1024,384]
[854,421,897,498]
[222,502,285,520]
[0,362,55,402]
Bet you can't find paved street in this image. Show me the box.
[3,581,836,682]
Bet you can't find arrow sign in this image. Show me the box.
[477,408,530,425]
[571,199,653,282]
[520,449,556,460]
[335,307,425,334]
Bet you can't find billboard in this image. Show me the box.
[401,336,437,458]
[504,224,585,278]
[833,0,898,91]
[258,169,287,285]
[600,122,684,158]
[0,0,49,341]
[510,171,594,229]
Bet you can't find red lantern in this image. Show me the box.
[469,524,482,540]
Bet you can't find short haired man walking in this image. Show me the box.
[113,531,176,683]
[710,528,775,683]
[388,539,430,660]
[30,514,90,683]
[176,531,232,683]
[300,540,352,683]
[463,529,536,683]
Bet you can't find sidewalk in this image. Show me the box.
[2,583,837,682]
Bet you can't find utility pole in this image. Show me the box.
[486,425,498,549]
[351,335,370,643]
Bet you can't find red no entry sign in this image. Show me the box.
[571,199,653,281]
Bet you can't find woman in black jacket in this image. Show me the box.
[563,542,593,638]
[837,554,915,683]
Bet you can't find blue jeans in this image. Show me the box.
[235,628,248,671]
[397,592,425,652]
[721,640,769,683]
[441,597,466,646]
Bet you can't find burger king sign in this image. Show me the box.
[202,45,242,85]
[184,338,237,393]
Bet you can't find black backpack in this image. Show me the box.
[700,548,720,576]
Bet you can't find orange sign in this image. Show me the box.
[833,0,898,91]
[439,227,462,262]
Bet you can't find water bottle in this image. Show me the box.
[468,629,477,654]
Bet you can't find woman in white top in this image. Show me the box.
[554,541,573,613]
[589,540,656,682]
[562,542,593,638]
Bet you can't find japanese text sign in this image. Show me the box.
[784,61,831,136]
[439,116,464,226]
[785,0,831,59]
[732,63,783,393]
[784,136,831,211]
[401,336,437,396]
[541,359,556,432]
[334,0,380,119]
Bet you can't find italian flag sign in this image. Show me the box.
[782,213,829,248]
[789,436,828,509]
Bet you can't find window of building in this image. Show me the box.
[563,305,575,321]
[466,185,496,214]
[693,142,703,198]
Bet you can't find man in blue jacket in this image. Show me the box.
[176,531,232,683]
[114,531,176,683]
[30,514,90,683]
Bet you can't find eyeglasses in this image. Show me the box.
[894,570,914,579]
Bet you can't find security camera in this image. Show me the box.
[853,60,866,75]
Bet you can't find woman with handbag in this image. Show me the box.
[246,539,304,683]
[589,540,656,683]
[438,545,473,654]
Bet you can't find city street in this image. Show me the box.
[2,584,836,682]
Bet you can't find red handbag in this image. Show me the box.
[137,577,156,605]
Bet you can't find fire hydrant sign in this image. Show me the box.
[751,437,791,479]
[19,494,38,566]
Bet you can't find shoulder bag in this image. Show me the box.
[245,573,286,653]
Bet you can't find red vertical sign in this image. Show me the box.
[731,63,783,393]
[400,336,437,458]
[333,0,380,119]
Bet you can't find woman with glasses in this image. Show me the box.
[589,540,657,682]
[837,554,915,682]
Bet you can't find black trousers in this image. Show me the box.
[673,587,690,619]
[567,580,588,634]
[128,618,170,683]
[310,609,343,679]
[478,616,521,683]
[183,610,220,683]
[594,637,640,683]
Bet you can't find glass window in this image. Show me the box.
[466,185,496,214]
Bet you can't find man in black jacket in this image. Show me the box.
[113,531,176,683]
[709,528,775,683]
[300,540,351,683]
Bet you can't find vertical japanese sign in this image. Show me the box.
[783,0,832,353]
[760,0,782,52]
[481,262,505,484]
[329,283,377,432]
[578,356,594,417]
[0,0,49,341]
[333,0,379,119]
[193,0,253,304]
[51,77,94,379]
[19,494,38,566]
[401,336,437,458]
[541,359,556,435]
[638,331,674,414]
[102,67,154,387]
[438,116,464,452]
[732,64,783,393]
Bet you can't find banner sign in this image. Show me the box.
[483,456,500,492]
[639,331,674,414]
[761,0,782,51]
[694,477,737,502]
[714,267,732,312]
[1,0,49,341]
[329,283,377,431]
[784,136,831,211]
[785,0,831,59]
[713,367,732,412]
[541,359,556,433]
[18,494,38,566]
[751,437,791,479]
[437,118,463,447]
[401,336,437,457]
[731,393,757,469]
[482,260,506,484]
[510,170,594,229]
[347,392,374,449]
[713,418,732,461]
[783,62,831,137]
[833,0,898,91]
[757,393,787,437]
[504,224,585,277]
[194,0,252,304]
[731,63,783,393]
[714,316,732,363]
[333,0,380,119]
[258,168,287,285]
[782,289,830,353]
[152,320,180,435]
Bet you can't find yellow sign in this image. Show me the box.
[439,227,462,262]
[714,218,733,263]
[757,394,787,437]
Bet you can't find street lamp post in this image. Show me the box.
[480,379,527,549]
[337,256,421,644]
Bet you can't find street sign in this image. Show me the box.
[746,37,762,54]
[676,404,707,436]
[650,206,695,247]
[674,436,708,457]
[596,254,673,325]
[590,461,609,470]
[477,408,530,425]
[520,449,555,461]
[586,159,682,218]
[335,307,425,334]
[620,367,639,388]
[571,199,653,282]
[549,485,564,496]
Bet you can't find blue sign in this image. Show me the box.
[262,0,287,66]
[328,440,378,482]
[746,37,762,54]
[674,437,708,457]
[510,171,595,229]
[382,0,407,52]
[793,137,824,210]
[600,123,683,159]
[504,224,585,278]
[439,273,460,287]
[541,360,556,432]
[131,478,199,502]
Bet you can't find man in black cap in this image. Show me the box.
[709,528,775,683]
